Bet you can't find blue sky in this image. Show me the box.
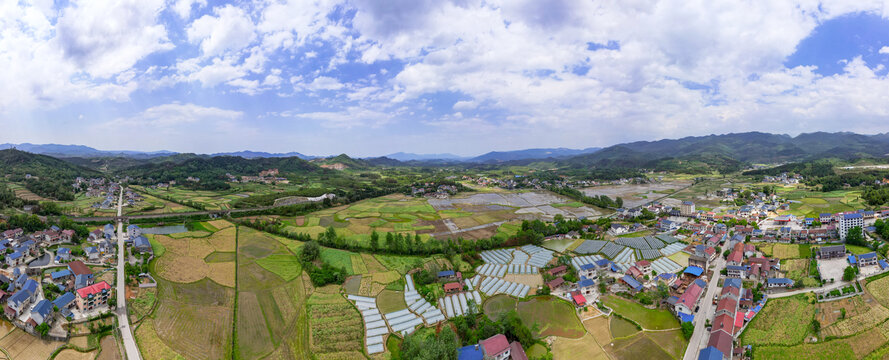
[2,1,889,157]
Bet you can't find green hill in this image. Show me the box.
[0,149,101,200]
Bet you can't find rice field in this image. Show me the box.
[516,296,585,339]
[236,226,311,359]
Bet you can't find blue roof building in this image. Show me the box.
[30,299,53,324]
[848,255,857,264]
[22,279,38,295]
[74,274,90,289]
[766,278,794,287]
[53,292,75,309]
[684,266,704,277]
[679,312,695,323]
[723,278,742,289]
[578,277,595,288]
[51,269,73,281]
[621,275,643,291]
[698,346,724,360]
[845,213,863,220]
[457,345,484,360]
[437,270,455,277]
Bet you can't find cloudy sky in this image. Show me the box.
[3,0,889,156]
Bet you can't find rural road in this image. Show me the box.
[682,257,725,360]
[767,278,853,298]
[115,187,142,360]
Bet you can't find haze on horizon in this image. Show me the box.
[3,0,889,157]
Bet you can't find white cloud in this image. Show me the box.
[187,5,256,58]
[172,0,206,19]
[880,46,889,54]
[110,103,243,127]
[55,0,173,78]
[284,106,392,128]
[305,76,345,91]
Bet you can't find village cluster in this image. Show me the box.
[0,220,152,338]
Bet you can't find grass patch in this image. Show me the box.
[610,316,640,338]
[483,294,518,320]
[516,296,585,339]
[204,251,236,263]
[255,254,303,281]
[602,296,679,330]
[377,289,408,314]
[319,247,356,275]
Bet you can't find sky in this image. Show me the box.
[3,0,889,157]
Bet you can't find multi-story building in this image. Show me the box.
[839,213,864,241]
[75,281,112,311]
[681,201,696,217]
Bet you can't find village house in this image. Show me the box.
[577,277,596,299]
[620,275,644,293]
[5,252,24,267]
[766,278,794,288]
[443,282,463,294]
[479,334,512,360]
[437,270,462,282]
[75,281,112,311]
[26,299,53,330]
[635,260,652,275]
[859,252,879,267]
[674,279,706,316]
[127,225,141,239]
[61,229,74,242]
[55,248,72,262]
[133,236,152,254]
[53,292,76,319]
[5,279,37,318]
[546,265,567,277]
[546,278,566,294]
[819,245,845,259]
[725,265,747,279]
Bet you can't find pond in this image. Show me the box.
[139,225,188,235]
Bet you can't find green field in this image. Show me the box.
[256,254,303,281]
[516,296,585,339]
[778,188,866,218]
[610,316,640,338]
[602,296,680,330]
[320,247,356,274]
[484,294,518,319]
[740,293,816,346]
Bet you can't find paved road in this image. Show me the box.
[115,187,142,360]
[682,257,726,360]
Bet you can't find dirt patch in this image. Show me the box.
[584,316,612,344]
[503,274,543,289]
[55,349,97,360]
[96,334,123,360]
[293,216,306,226]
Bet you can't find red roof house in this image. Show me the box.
[480,334,510,358]
[443,282,463,294]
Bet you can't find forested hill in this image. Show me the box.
[119,155,325,189]
[562,132,889,173]
[0,149,101,200]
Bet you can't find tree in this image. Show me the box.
[846,226,866,247]
[811,319,821,334]
[35,323,49,337]
[843,266,858,281]
[681,322,694,340]
[370,231,379,252]
[300,241,320,262]
[399,327,458,360]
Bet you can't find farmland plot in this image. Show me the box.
[741,294,816,346]
[236,227,311,359]
[306,292,363,357]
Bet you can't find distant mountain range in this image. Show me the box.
[0,143,176,159]
[0,143,601,163]
[383,147,602,162]
[5,132,889,173]
[562,131,889,172]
